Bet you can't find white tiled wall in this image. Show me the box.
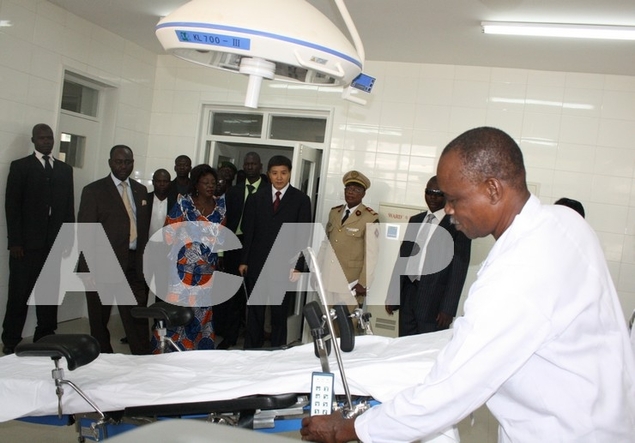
[0,0,156,329]
[147,56,635,320]
[0,0,634,336]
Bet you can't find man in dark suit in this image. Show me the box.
[386,175,471,336]
[78,145,150,354]
[144,168,171,305]
[215,152,264,349]
[2,124,74,355]
[238,155,312,349]
[147,168,172,239]
[166,155,191,211]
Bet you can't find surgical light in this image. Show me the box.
[481,21,635,40]
[156,0,366,108]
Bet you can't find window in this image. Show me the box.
[61,77,99,117]
[211,113,263,138]
[270,116,326,142]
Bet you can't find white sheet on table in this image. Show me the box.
[0,331,458,442]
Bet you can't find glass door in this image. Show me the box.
[287,144,323,343]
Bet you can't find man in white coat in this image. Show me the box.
[300,126,635,443]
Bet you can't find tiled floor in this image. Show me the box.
[0,317,497,442]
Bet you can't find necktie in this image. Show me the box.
[341,208,350,225]
[42,155,53,173]
[273,191,281,212]
[120,181,137,243]
[407,213,436,281]
[237,184,256,235]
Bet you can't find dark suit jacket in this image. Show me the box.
[391,211,471,317]
[77,175,150,277]
[166,179,188,213]
[5,153,74,250]
[224,179,264,234]
[240,184,312,279]
[225,183,247,234]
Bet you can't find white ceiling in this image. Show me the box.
[47,0,635,76]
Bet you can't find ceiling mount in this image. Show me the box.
[156,0,365,108]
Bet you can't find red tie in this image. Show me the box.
[273,191,281,212]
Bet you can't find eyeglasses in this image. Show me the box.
[425,188,444,197]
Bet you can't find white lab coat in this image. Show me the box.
[355,195,635,443]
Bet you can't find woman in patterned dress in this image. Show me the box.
[151,164,226,352]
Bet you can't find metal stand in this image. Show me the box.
[49,358,111,441]
[351,307,374,335]
[154,320,183,353]
[303,247,370,419]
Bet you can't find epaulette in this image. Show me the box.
[332,204,345,210]
[365,206,377,216]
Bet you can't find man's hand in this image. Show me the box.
[238,264,248,276]
[9,246,24,259]
[352,283,366,296]
[300,412,358,443]
[290,269,301,282]
[436,312,453,329]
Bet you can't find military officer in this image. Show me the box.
[321,170,379,307]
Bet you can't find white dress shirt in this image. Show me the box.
[34,150,54,168]
[405,208,445,279]
[149,194,168,238]
[355,195,635,443]
[271,182,290,201]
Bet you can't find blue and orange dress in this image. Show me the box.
[151,193,226,353]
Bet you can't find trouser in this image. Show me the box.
[398,279,445,337]
[212,246,245,346]
[243,275,291,349]
[86,250,149,355]
[2,248,58,348]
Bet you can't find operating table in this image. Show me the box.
[0,330,457,442]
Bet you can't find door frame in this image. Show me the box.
[200,105,332,344]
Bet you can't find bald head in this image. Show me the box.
[437,127,530,240]
[441,127,527,192]
[31,124,54,156]
[32,123,52,137]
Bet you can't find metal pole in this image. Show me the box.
[303,247,354,412]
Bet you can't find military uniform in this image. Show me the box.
[322,203,379,293]
[320,171,379,306]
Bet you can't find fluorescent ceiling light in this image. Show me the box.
[481,21,635,40]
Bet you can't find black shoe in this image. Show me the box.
[2,346,14,355]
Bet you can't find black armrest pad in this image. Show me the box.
[15,334,100,371]
[131,302,193,327]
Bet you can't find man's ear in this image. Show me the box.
[485,177,503,204]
